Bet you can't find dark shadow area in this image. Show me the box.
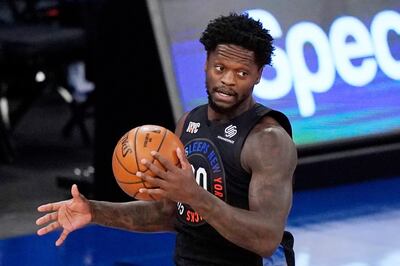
[0,0,175,237]
[294,134,400,190]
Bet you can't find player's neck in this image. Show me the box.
[207,98,255,123]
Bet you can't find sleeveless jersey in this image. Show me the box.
[173,103,293,266]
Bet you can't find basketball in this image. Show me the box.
[112,125,185,201]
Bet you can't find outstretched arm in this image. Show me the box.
[89,197,176,232]
[36,184,176,246]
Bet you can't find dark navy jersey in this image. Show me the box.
[173,103,293,266]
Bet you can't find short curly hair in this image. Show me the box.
[200,12,275,68]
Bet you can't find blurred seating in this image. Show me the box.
[0,0,94,162]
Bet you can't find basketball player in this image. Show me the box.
[36,13,297,266]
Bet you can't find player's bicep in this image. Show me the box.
[244,127,297,217]
[248,169,292,222]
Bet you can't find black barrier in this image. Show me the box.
[91,0,175,201]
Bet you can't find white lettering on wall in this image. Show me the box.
[246,9,400,117]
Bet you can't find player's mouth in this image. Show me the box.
[214,87,236,101]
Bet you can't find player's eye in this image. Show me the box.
[237,71,248,77]
[215,65,223,72]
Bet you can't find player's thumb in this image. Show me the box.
[71,184,80,198]
[177,147,189,169]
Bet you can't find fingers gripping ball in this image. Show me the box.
[112,125,184,201]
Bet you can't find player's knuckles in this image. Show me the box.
[146,177,158,186]
[154,154,173,168]
[143,175,161,186]
[148,166,161,175]
[150,165,165,176]
[140,174,152,183]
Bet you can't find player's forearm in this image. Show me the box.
[189,189,282,257]
[89,200,175,232]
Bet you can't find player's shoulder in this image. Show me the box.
[252,115,289,137]
[253,103,292,137]
[241,115,297,173]
[246,115,294,149]
[174,112,190,137]
[174,104,208,137]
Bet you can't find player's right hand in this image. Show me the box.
[36,184,92,246]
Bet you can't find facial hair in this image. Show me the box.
[206,82,243,115]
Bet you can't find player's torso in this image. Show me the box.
[174,104,273,266]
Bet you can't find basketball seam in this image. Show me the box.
[137,127,168,174]
[158,129,168,154]
[133,127,140,175]
[150,128,168,168]
[116,179,143,185]
[115,148,139,176]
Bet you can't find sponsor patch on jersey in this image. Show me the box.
[216,124,237,144]
[224,124,237,138]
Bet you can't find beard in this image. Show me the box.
[206,82,243,115]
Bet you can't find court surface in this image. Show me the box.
[1,175,399,266]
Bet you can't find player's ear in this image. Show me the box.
[255,67,264,84]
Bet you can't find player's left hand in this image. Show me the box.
[136,147,200,204]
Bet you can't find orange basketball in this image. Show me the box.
[112,125,184,201]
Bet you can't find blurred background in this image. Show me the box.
[0,0,399,265]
